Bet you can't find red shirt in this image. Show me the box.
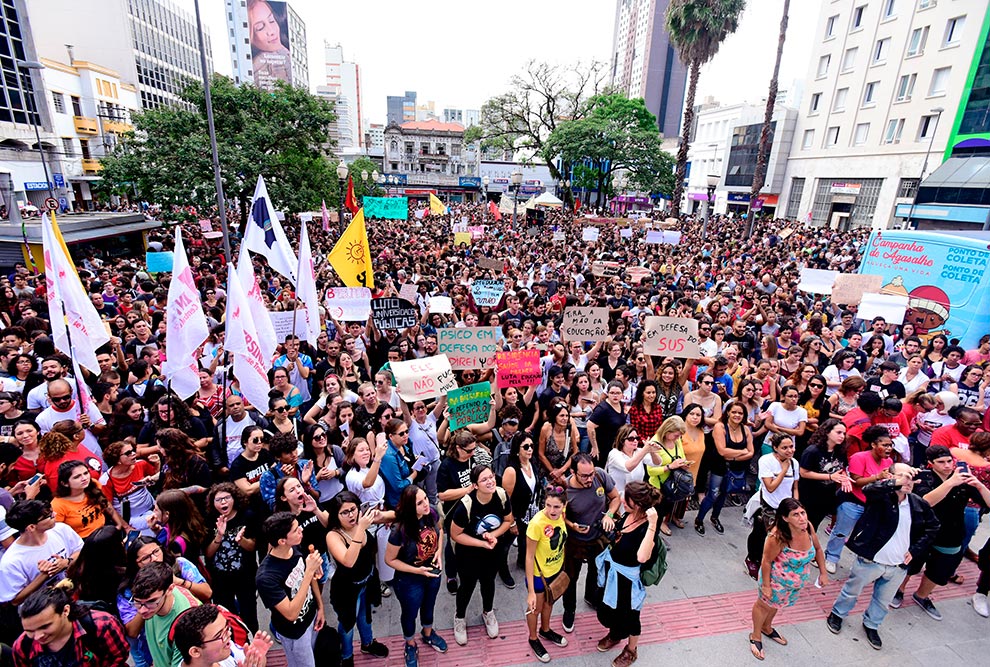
[629,403,665,440]
[42,446,101,492]
[101,460,157,502]
[931,424,979,450]
[842,407,874,457]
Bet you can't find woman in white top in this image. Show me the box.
[605,424,656,508]
[822,352,862,397]
[302,374,359,426]
[915,391,960,447]
[764,386,808,444]
[343,437,395,583]
[745,433,800,579]
[898,355,931,394]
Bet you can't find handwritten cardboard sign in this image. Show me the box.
[496,349,542,387]
[552,231,566,242]
[477,256,503,272]
[199,219,212,232]
[626,266,652,284]
[858,293,908,325]
[468,225,485,240]
[471,279,504,307]
[392,355,457,401]
[562,307,610,342]
[582,227,600,242]
[325,287,372,321]
[642,316,700,358]
[830,274,884,306]
[371,297,418,330]
[447,381,492,429]
[592,261,622,278]
[438,327,501,370]
[364,196,409,220]
[398,283,419,304]
[453,232,472,246]
[269,310,310,342]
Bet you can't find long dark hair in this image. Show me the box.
[805,418,846,458]
[326,491,361,531]
[772,498,805,544]
[632,380,660,410]
[56,460,109,513]
[395,485,433,543]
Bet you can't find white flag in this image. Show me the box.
[41,213,109,371]
[295,222,321,347]
[161,228,209,399]
[243,175,298,284]
[237,244,278,360]
[224,270,274,411]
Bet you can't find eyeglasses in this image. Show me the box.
[249,437,264,444]
[131,592,166,610]
[136,546,162,565]
[576,471,595,480]
[200,623,231,646]
[375,379,386,385]
[121,449,136,456]
[460,446,476,453]
[340,507,358,516]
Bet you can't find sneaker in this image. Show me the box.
[453,617,468,646]
[974,593,990,618]
[889,590,904,609]
[482,610,499,639]
[500,570,516,589]
[912,593,943,621]
[562,609,575,633]
[529,638,550,663]
[380,583,392,598]
[361,641,389,658]
[826,612,843,635]
[403,643,418,667]
[694,519,705,536]
[421,630,448,653]
[597,633,620,652]
[612,647,638,667]
[863,624,882,650]
[824,560,837,575]
[446,578,458,595]
[711,517,724,534]
[539,629,568,647]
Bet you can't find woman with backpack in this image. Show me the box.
[449,464,513,646]
[594,482,662,667]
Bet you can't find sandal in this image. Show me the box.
[659,523,672,536]
[762,628,787,646]
[950,573,964,585]
[671,518,685,529]
[749,638,764,661]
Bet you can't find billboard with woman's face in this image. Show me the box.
[248,0,292,90]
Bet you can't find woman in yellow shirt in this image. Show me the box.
[646,417,694,536]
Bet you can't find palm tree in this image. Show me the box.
[746,0,789,239]
[666,0,746,217]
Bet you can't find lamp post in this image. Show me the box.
[906,106,945,230]
[614,174,628,215]
[336,159,348,233]
[482,176,489,222]
[360,169,369,207]
[14,60,57,204]
[703,174,719,240]
[510,169,522,230]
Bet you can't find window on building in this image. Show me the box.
[802,129,815,149]
[825,15,839,39]
[959,27,990,136]
[897,178,920,199]
[873,38,891,63]
[853,123,870,145]
[785,178,805,219]
[817,54,831,78]
[907,26,929,56]
[863,81,879,107]
[841,47,858,72]
[895,73,916,101]
[71,96,82,116]
[852,5,866,30]
[928,67,951,96]
[405,142,414,154]
[80,139,91,159]
[833,88,849,112]
[918,0,936,9]
[61,137,74,156]
[810,92,821,113]
[918,113,941,140]
[825,126,840,146]
[882,0,896,19]
[884,118,905,143]
[51,92,65,114]
[944,16,966,47]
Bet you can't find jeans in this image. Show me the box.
[577,426,591,454]
[825,502,865,564]
[696,471,729,522]
[278,623,316,667]
[962,505,981,554]
[830,557,908,629]
[393,572,441,640]
[338,585,374,659]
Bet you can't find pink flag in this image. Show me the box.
[224,269,275,411]
[321,199,330,232]
[237,245,277,361]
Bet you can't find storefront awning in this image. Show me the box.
[922,156,990,189]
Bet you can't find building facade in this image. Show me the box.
[609,0,687,138]
[317,43,362,149]
[226,0,308,92]
[382,120,482,201]
[780,0,986,229]
[386,91,416,126]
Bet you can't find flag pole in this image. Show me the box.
[290,220,304,350]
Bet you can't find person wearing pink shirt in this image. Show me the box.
[962,335,990,366]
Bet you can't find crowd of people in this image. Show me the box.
[0,197,987,667]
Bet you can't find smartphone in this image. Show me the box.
[574,523,590,532]
[412,456,427,472]
[426,566,442,577]
[956,461,971,475]
[27,473,44,486]
[360,501,382,513]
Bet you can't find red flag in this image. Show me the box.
[345,175,359,214]
[574,199,581,214]
[488,200,502,222]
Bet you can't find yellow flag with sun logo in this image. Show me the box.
[328,208,374,289]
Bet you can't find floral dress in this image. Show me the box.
[759,538,816,609]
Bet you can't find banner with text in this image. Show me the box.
[562,307,610,341]
[269,310,310,342]
[438,327,501,370]
[447,381,492,429]
[392,355,457,401]
[642,316,700,358]
[364,196,409,220]
[325,287,372,321]
[496,349,542,387]
[471,279,504,307]
[371,297,419,330]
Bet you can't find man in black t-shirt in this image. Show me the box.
[724,319,756,360]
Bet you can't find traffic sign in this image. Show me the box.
[44,198,58,211]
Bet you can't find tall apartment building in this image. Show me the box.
[225,0,308,91]
[321,43,362,149]
[609,0,687,138]
[780,0,987,229]
[27,0,213,109]
[386,91,416,125]
[443,108,480,126]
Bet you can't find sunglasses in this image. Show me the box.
[520,444,533,451]
[810,383,825,389]
[273,406,288,413]
[395,430,409,436]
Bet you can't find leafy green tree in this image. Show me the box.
[666,0,745,213]
[97,76,339,223]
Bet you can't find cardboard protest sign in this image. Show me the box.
[392,355,457,401]
[199,219,212,232]
[453,232,472,246]
[471,279,504,307]
[364,196,409,220]
[269,310,310,341]
[830,274,883,306]
[561,307,610,341]
[582,227,600,242]
[798,268,839,295]
[447,382,492,429]
[625,266,652,284]
[620,228,633,238]
[477,256,503,272]
[438,327,500,370]
[496,349,542,387]
[468,225,485,239]
[371,297,418,330]
[398,283,419,304]
[592,261,622,278]
[858,293,908,325]
[325,287,372,321]
[146,252,174,273]
[430,296,453,314]
[642,316,700,358]
[552,231,566,242]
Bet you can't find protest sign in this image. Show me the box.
[438,327,500,370]
[471,279,504,307]
[199,219,212,232]
[269,310,310,342]
[371,298,418,330]
[468,225,485,240]
[552,231,566,242]
[645,230,664,244]
[146,252,174,273]
[430,296,453,314]
[414,209,426,220]
[477,256,503,272]
[562,307,610,341]
[453,232,472,246]
[858,293,909,325]
[202,231,223,239]
[625,266,652,284]
[496,349,542,387]
[392,355,457,401]
[645,230,681,245]
[830,274,883,306]
[582,227,600,242]
[798,268,839,295]
[363,196,409,220]
[299,213,313,223]
[325,287,372,321]
[447,382,492,429]
[592,261,622,278]
[620,228,633,239]
[643,316,700,358]
[398,283,419,303]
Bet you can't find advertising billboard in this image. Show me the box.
[248,0,292,90]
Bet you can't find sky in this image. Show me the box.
[184,0,819,125]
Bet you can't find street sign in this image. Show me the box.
[44,198,58,211]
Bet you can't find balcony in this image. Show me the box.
[74,116,99,135]
[103,120,133,134]
[81,158,103,173]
